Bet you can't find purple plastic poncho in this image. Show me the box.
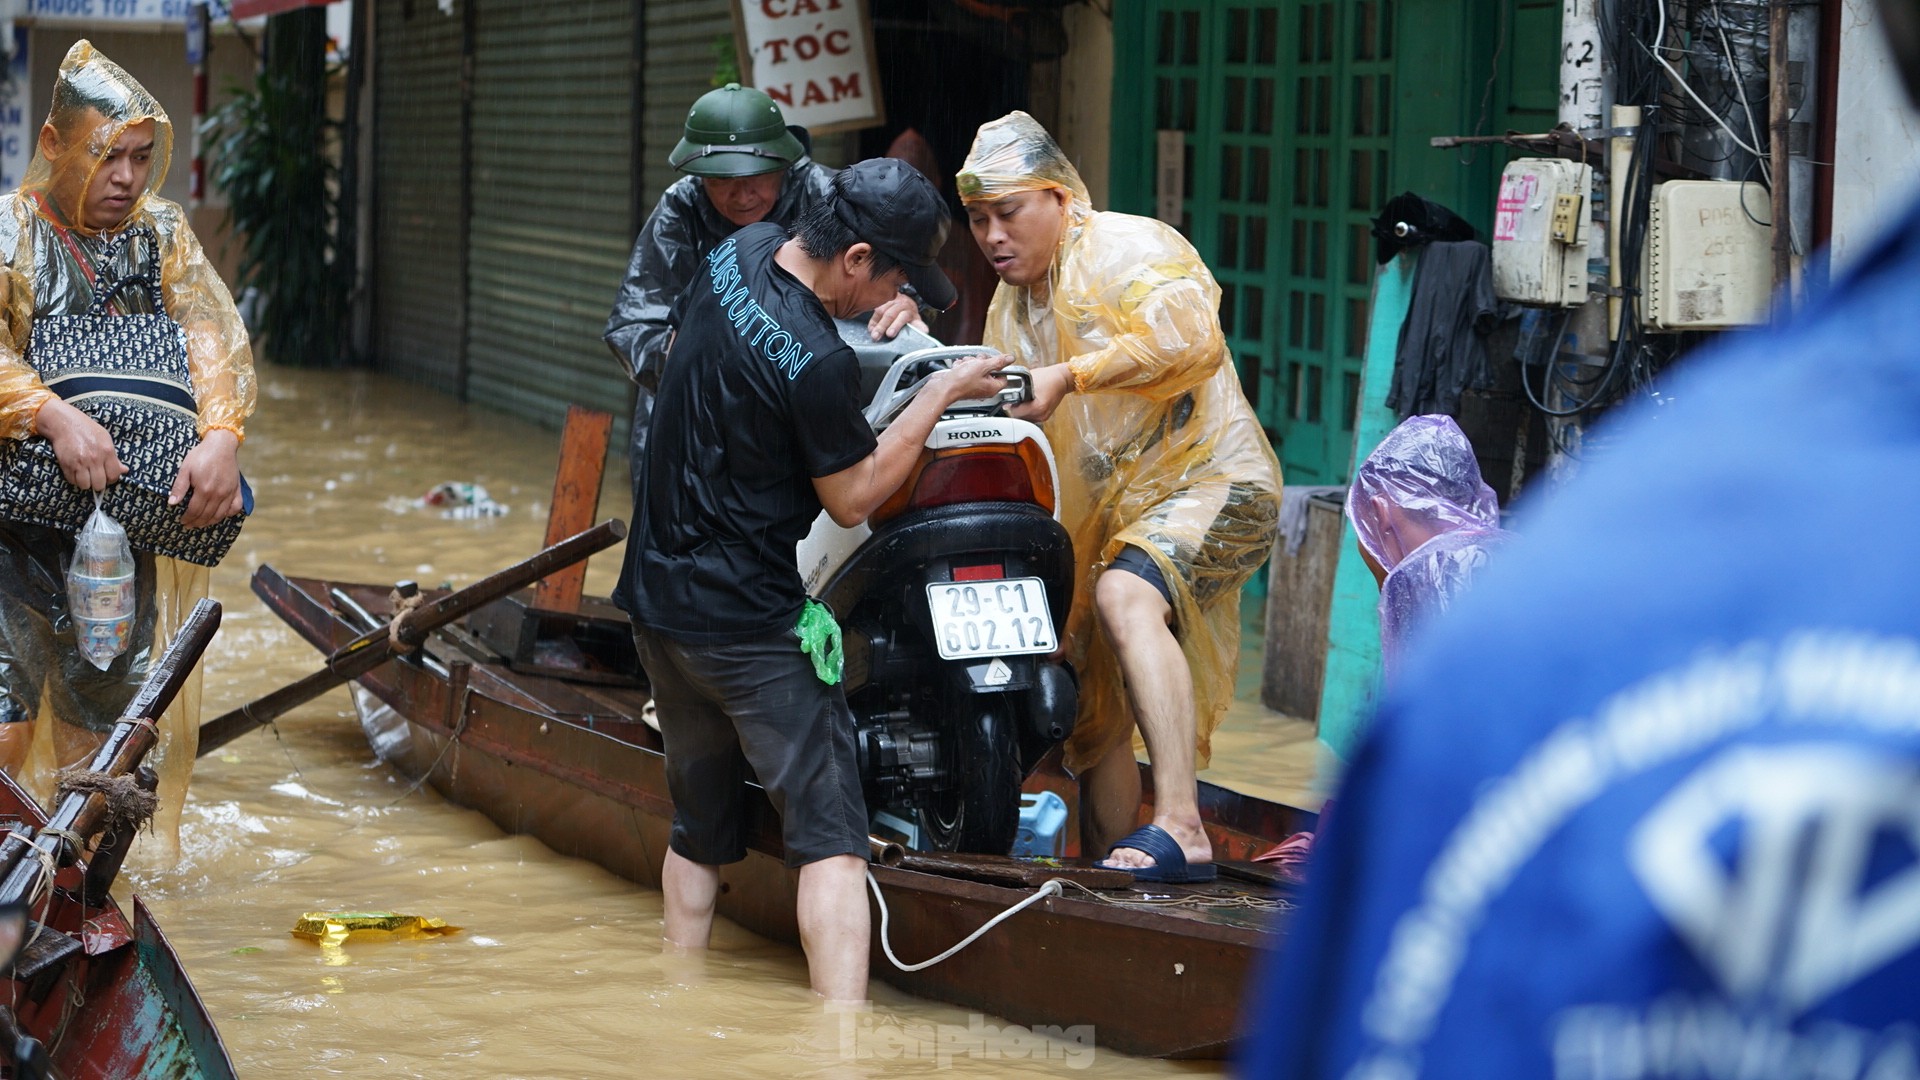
[1347,415,1511,666]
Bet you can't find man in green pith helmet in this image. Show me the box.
[604,83,922,480]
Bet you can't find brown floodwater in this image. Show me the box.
[111,363,1327,1079]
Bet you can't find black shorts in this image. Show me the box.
[1109,544,1174,609]
[631,624,870,869]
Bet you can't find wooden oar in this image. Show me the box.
[0,598,221,905]
[196,518,626,757]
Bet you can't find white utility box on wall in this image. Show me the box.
[1491,158,1593,307]
[1642,180,1773,331]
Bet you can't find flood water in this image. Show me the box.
[113,364,1327,1079]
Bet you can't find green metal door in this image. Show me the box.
[1276,1,1393,484]
[1114,1,1392,485]
[1115,1,1560,485]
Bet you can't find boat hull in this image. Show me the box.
[256,566,1313,1060]
[0,771,236,1079]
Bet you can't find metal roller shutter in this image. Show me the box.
[465,0,635,431]
[642,0,732,205]
[371,0,466,393]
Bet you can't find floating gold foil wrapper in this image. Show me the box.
[290,912,462,947]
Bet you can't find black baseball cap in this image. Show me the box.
[831,158,957,311]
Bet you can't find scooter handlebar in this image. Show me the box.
[866,347,1036,427]
[950,365,1032,412]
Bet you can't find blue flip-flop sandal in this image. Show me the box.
[1097,823,1217,884]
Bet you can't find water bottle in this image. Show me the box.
[68,499,136,671]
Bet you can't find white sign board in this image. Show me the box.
[27,0,192,20]
[0,30,29,193]
[734,0,884,135]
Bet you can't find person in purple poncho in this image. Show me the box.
[1347,415,1511,667]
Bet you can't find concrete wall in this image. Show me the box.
[1831,0,1920,271]
[1051,2,1111,210]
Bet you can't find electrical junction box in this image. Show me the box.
[1492,158,1592,307]
[1641,180,1772,331]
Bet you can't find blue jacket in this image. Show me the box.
[1242,199,1920,1080]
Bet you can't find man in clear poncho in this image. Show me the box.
[957,112,1281,882]
[604,83,918,478]
[1347,415,1511,668]
[0,42,254,821]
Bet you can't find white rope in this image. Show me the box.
[867,869,1063,973]
[18,832,62,959]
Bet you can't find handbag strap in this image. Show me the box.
[82,232,166,318]
[28,194,167,316]
[86,272,166,318]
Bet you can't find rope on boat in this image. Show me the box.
[1051,878,1292,912]
[387,588,426,653]
[18,829,63,961]
[867,870,1064,972]
[55,766,158,838]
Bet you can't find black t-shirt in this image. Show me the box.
[616,222,877,643]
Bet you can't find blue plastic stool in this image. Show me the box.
[1011,790,1069,858]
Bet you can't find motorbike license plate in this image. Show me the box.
[926,578,1055,660]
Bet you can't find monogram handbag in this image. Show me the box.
[0,227,249,566]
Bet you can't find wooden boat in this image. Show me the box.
[0,767,236,1079]
[253,565,1319,1060]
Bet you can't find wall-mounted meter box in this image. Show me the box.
[1492,159,1592,307]
[1641,180,1772,331]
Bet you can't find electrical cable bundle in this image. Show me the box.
[1521,102,1661,425]
[1523,0,1738,441]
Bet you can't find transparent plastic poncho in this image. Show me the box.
[0,41,249,848]
[0,40,256,444]
[1347,415,1512,667]
[959,112,1282,774]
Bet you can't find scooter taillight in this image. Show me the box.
[909,450,1033,510]
[872,440,1057,526]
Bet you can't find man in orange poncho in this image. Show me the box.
[0,42,254,809]
[958,112,1281,882]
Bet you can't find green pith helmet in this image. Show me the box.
[669,83,805,178]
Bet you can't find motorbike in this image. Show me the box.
[795,321,1079,855]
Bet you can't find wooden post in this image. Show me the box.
[533,405,614,614]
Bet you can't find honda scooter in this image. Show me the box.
[796,322,1079,854]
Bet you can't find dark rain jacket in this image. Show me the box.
[602,158,834,462]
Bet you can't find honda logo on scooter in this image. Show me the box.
[945,427,1005,442]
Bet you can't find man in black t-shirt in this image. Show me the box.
[616,159,1010,1004]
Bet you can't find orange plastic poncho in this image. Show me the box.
[0,40,254,443]
[959,112,1281,773]
[0,41,255,839]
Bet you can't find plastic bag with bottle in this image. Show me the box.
[67,496,136,670]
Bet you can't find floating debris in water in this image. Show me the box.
[290,912,462,947]
[416,481,508,519]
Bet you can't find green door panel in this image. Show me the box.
[1113,1,1390,484]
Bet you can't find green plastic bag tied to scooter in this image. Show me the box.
[798,599,843,685]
